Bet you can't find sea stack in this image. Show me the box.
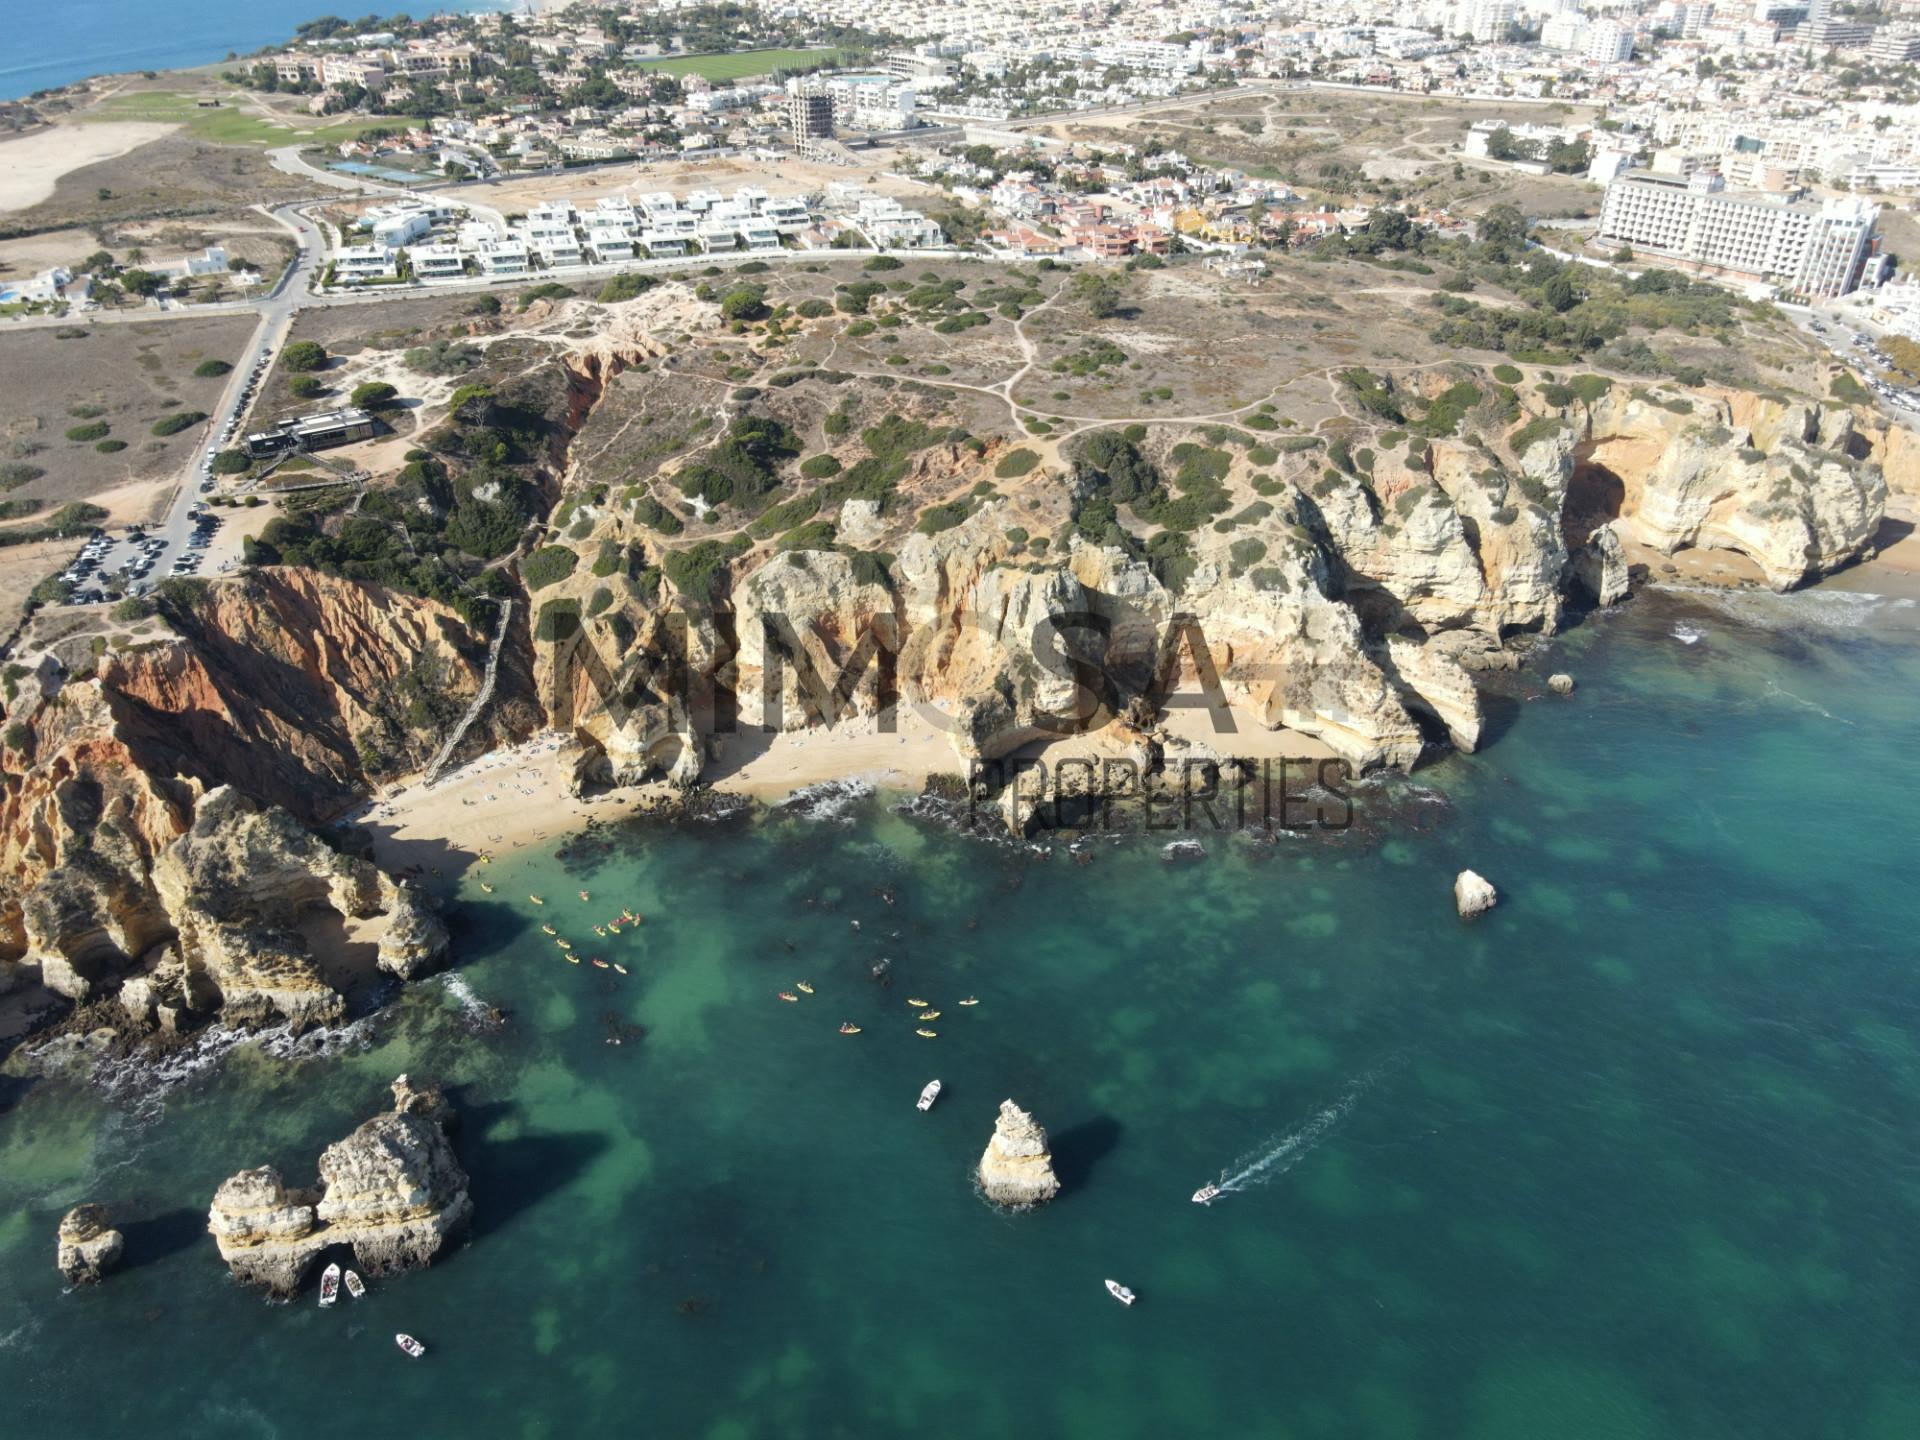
[1548,673,1577,695]
[207,1076,471,1297]
[977,1100,1061,1208]
[1455,869,1499,919]
[55,1203,124,1285]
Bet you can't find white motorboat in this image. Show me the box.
[343,1269,366,1300]
[318,1263,341,1307]
[395,1333,426,1359]
[917,1079,942,1112]
[1192,1184,1222,1206]
[1104,1279,1136,1307]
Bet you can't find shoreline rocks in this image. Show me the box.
[207,1075,471,1297]
[1548,673,1577,695]
[1455,869,1499,919]
[978,1100,1061,1208]
[56,1203,124,1285]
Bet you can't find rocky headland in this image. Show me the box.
[206,1074,470,1296]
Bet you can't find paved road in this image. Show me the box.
[109,201,324,592]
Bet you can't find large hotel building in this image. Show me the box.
[1596,172,1880,299]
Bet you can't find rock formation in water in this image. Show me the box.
[978,1100,1061,1208]
[1455,869,1499,919]
[56,1203,124,1285]
[206,1075,471,1296]
[1548,673,1576,695]
[376,884,451,981]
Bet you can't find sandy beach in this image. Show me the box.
[0,122,176,213]
[361,687,1344,884]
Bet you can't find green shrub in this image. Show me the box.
[350,381,398,408]
[863,256,903,271]
[776,519,837,550]
[283,340,328,372]
[289,375,324,399]
[522,545,578,590]
[534,598,580,641]
[800,454,842,479]
[150,411,207,437]
[519,282,576,308]
[211,449,250,474]
[631,493,684,535]
[193,359,233,378]
[994,448,1041,479]
[65,422,110,443]
[596,274,652,304]
[1492,363,1523,384]
[95,439,128,454]
[0,463,44,489]
[1509,415,1566,457]
[795,298,832,318]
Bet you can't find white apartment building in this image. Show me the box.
[411,244,466,280]
[334,244,399,282]
[1585,19,1635,61]
[1598,173,1879,298]
[474,241,530,277]
[1542,12,1588,49]
[1468,0,1517,42]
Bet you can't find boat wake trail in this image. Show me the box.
[1210,1080,1373,1197]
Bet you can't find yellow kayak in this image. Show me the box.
[796,982,815,995]
[529,896,545,906]
[907,998,929,1008]
[917,1010,941,1021]
[480,882,495,893]
[916,1028,938,1039]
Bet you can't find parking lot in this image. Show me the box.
[59,505,229,604]
[1805,315,1920,415]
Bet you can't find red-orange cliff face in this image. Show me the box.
[0,569,535,997]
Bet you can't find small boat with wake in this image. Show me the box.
[319,1263,341,1307]
[907,997,930,1008]
[917,1009,941,1021]
[612,963,628,976]
[840,1022,862,1035]
[591,958,609,970]
[778,991,799,1003]
[917,1079,942,1111]
[1104,1280,1136,1307]
[957,997,979,1007]
[529,895,545,905]
[1192,1184,1222,1206]
[395,1333,426,1359]
[479,882,495,894]
[343,1269,365,1300]
[795,981,815,995]
[580,890,591,902]
[915,1028,938,1039]
[541,924,557,936]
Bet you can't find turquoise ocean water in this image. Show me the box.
[3,583,1920,1439]
[4,1,517,101]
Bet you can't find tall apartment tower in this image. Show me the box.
[786,89,833,155]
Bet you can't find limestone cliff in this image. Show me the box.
[1582,391,1886,591]
[207,1075,470,1296]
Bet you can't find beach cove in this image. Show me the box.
[3,581,1920,1439]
